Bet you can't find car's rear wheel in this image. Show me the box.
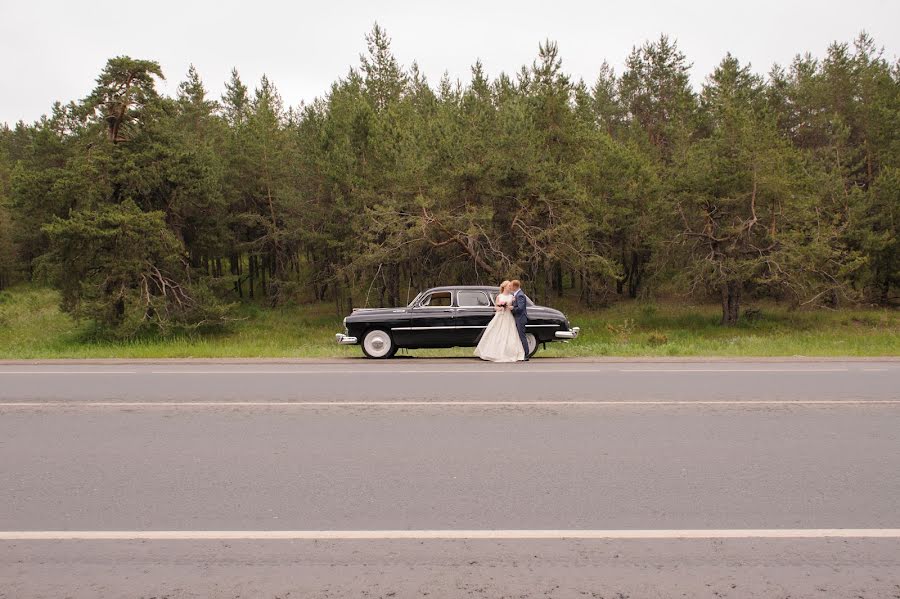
[525,332,538,358]
[362,329,397,359]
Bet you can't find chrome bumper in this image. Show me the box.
[335,333,358,345]
[555,326,580,340]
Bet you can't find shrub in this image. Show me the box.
[40,201,233,338]
[606,318,635,343]
[646,331,669,346]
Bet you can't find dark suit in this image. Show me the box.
[510,290,530,358]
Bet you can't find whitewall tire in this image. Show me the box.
[362,329,397,359]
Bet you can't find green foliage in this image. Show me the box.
[40,201,231,337]
[674,54,836,324]
[1,27,898,338]
[83,56,164,144]
[0,203,16,289]
[1,285,896,359]
[866,167,900,300]
[0,132,18,289]
[619,34,697,161]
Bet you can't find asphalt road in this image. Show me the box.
[1,359,899,598]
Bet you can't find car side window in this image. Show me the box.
[419,291,452,307]
[457,291,491,307]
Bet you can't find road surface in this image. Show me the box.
[1,359,899,598]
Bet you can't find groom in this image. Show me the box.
[508,280,530,361]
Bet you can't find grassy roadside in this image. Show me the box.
[0,285,897,359]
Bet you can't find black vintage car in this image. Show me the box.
[335,285,580,358]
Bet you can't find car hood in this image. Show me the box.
[530,305,565,319]
[347,307,408,319]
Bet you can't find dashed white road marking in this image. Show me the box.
[3,529,900,540]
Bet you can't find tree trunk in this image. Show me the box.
[388,263,400,307]
[554,262,563,297]
[248,255,255,299]
[627,249,647,299]
[721,280,741,326]
[260,254,267,297]
[543,263,553,305]
[344,274,354,315]
[617,242,628,295]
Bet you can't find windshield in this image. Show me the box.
[407,292,423,307]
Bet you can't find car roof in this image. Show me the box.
[424,286,498,293]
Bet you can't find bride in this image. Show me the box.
[475,280,526,362]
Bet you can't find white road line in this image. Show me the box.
[617,368,849,373]
[3,529,900,540]
[0,371,138,375]
[0,368,857,375]
[153,368,852,374]
[145,370,580,374]
[2,400,898,408]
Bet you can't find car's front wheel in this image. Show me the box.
[361,329,397,359]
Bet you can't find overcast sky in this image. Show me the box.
[2,0,898,125]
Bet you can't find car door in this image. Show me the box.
[401,290,457,348]
[454,290,495,345]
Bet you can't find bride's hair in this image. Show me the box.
[499,280,511,294]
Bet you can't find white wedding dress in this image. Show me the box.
[474,293,525,362]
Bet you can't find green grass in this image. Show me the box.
[0,285,897,359]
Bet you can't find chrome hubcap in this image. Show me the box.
[364,331,391,357]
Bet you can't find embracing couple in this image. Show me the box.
[475,279,531,363]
